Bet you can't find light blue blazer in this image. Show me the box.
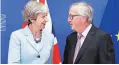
[8,26,54,64]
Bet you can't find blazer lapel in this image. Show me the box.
[74,25,97,64]
[23,26,38,51]
[68,32,77,64]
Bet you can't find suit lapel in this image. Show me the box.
[22,26,44,51]
[74,25,97,64]
[68,32,77,64]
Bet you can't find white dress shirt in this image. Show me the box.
[77,24,92,48]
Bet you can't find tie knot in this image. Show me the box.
[78,33,83,39]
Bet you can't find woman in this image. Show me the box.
[8,0,54,64]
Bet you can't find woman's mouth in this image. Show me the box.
[42,23,46,25]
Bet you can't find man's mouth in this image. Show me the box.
[70,24,72,26]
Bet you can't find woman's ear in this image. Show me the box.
[29,18,35,23]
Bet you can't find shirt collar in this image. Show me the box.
[78,24,92,38]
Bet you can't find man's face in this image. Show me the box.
[68,7,84,32]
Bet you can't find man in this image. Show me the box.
[63,2,115,64]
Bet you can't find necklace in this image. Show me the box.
[34,32,42,43]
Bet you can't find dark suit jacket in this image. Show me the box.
[63,25,115,64]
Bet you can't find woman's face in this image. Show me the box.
[33,13,48,30]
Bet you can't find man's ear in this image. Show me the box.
[81,16,88,23]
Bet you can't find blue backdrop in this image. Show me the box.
[1,0,119,64]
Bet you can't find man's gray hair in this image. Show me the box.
[70,2,93,23]
[22,0,49,21]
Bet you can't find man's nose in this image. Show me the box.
[68,17,71,23]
